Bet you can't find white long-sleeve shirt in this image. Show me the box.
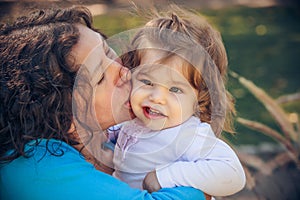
[113,116,246,196]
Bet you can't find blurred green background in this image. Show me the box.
[1,1,299,146]
[93,5,300,146]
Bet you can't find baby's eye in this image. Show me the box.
[169,87,183,93]
[140,79,153,86]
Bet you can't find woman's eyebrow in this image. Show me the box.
[96,33,108,51]
[82,34,105,83]
[98,33,118,60]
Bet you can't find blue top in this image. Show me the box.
[0,139,204,200]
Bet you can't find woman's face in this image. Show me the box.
[72,24,133,130]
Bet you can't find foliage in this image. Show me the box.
[229,71,300,191]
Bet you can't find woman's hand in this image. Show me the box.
[204,193,212,200]
[143,171,212,199]
[142,170,161,193]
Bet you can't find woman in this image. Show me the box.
[0,6,205,200]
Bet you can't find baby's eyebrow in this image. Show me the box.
[135,71,152,79]
[136,70,188,86]
[170,80,191,89]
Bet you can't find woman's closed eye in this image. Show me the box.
[97,75,104,84]
[169,86,183,93]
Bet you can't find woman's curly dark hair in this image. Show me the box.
[0,6,95,163]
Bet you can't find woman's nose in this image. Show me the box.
[149,86,167,104]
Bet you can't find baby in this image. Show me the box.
[110,6,246,198]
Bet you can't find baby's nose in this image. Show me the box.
[149,86,167,105]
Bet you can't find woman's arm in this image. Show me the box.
[61,164,206,200]
[0,140,205,200]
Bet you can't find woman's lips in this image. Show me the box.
[142,106,166,119]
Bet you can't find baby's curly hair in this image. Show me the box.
[0,6,95,162]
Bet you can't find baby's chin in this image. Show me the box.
[141,120,170,131]
[149,121,185,131]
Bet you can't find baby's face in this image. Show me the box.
[130,50,198,130]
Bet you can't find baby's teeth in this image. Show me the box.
[149,108,160,115]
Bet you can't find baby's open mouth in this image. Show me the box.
[143,107,166,118]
